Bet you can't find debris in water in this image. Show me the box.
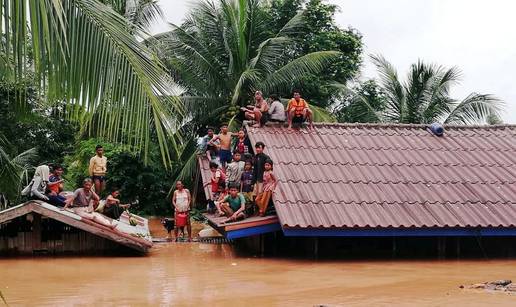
[462,280,516,293]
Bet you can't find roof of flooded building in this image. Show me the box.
[0,201,153,252]
[246,123,516,229]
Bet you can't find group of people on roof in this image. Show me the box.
[21,145,134,231]
[198,122,280,227]
[241,90,314,129]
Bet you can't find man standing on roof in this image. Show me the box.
[209,123,236,168]
[252,142,271,212]
[89,145,107,194]
[287,90,313,129]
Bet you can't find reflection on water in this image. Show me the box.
[1,221,516,306]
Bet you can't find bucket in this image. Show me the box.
[176,212,188,227]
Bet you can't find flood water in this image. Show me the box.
[1,221,516,306]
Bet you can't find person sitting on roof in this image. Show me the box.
[102,188,130,220]
[267,94,286,123]
[21,165,50,202]
[199,127,219,161]
[287,89,313,129]
[64,178,117,230]
[46,164,67,207]
[242,91,269,127]
[255,159,277,217]
[208,123,236,168]
[218,184,246,223]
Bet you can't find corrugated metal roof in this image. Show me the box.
[246,123,516,229]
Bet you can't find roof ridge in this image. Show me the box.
[245,122,516,130]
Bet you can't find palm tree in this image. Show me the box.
[151,0,340,181]
[1,0,182,166]
[153,0,340,127]
[355,55,503,125]
[0,135,37,209]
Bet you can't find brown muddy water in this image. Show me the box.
[1,220,516,306]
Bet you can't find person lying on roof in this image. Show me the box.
[287,89,314,129]
[217,184,246,223]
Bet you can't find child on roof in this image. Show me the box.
[226,152,245,189]
[255,159,277,217]
[240,160,254,201]
[207,161,226,202]
[218,184,246,223]
[233,129,252,157]
[46,164,66,207]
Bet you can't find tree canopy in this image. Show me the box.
[342,55,503,125]
[1,0,182,166]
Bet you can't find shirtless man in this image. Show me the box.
[209,123,237,168]
[242,91,269,127]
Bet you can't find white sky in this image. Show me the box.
[151,0,516,123]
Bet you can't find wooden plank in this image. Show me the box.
[203,213,279,231]
[225,217,279,231]
[32,213,42,251]
[0,203,34,224]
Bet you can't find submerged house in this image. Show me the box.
[0,201,152,255]
[200,123,516,254]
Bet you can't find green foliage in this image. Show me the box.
[63,138,173,216]
[1,0,183,166]
[153,0,340,127]
[367,55,503,124]
[0,78,74,204]
[335,80,386,123]
[264,0,363,107]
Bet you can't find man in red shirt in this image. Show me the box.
[287,90,313,129]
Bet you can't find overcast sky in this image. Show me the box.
[150,0,516,123]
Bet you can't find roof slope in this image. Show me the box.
[246,123,516,229]
[0,201,152,252]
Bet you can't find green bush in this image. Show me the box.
[63,138,174,216]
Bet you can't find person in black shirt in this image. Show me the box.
[252,141,271,199]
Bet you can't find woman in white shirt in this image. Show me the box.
[172,181,192,241]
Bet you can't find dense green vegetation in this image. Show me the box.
[0,0,505,214]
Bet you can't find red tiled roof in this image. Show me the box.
[246,123,516,229]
